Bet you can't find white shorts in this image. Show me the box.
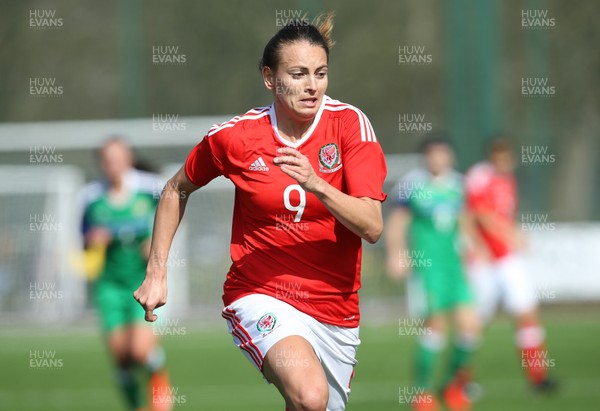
[467,254,538,322]
[222,294,360,411]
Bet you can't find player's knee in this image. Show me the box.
[516,310,539,326]
[114,354,130,367]
[109,346,132,367]
[290,383,328,411]
[457,313,482,335]
[127,342,150,365]
[131,349,148,365]
[426,315,447,332]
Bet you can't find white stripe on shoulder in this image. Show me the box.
[323,103,377,143]
[207,107,270,137]
[360,110,373,142]
[365,113,377,142]
[324,96,345,106]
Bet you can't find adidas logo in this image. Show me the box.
[249,156,269,172]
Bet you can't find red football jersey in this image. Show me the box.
[465,162,517,259]
[185,96,387,327]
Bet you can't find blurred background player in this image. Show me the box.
[386,134,481,411]
[81,138,172,411]
[464,137,557,393]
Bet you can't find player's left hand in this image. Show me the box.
[511,228,529,251]
[274,147,323,193]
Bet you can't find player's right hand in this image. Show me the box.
[133,274,167,322]
[511,228,529,251]
[386,252,410,281]
[469,242,491,263]
[86,226,112,247]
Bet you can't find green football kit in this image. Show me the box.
[396,168,473,317]
[84,191,156,332]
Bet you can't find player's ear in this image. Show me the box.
[262,67,276,91]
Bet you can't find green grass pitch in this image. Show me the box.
[0,308,598,410]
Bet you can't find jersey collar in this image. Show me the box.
[269,96,327,148]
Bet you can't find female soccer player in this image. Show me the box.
[465,138,556,393]
[134,13,387,411]
[386,135,481,411]
[83,138,172,411]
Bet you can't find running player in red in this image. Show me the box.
[134,13,387,411]
[465,138,557,393]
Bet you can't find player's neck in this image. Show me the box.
[493,167,513,177]
[429,168,451,180]
[273,103,314,142]
[109,177,125,191]
[107,179,130,204]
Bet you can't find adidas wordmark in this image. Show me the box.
[249,157,269,172]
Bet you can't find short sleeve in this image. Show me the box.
[184,133,227,187]
[79,182,103,236]
[81,204,94,235]
[392,169,425,208]
[395,179,413,207]
[340,109,387,201]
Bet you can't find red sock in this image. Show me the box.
[520,345,548,384]
[517,324,548,384]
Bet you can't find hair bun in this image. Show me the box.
[313,12,335,49]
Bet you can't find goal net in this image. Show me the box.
[0,165,86,324]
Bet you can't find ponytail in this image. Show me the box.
[259,11,335,72]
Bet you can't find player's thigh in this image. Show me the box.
[496,255,538,316]
[95,281,127,331]
[449,267,480,334]
[96,281,131,360]
[406,273,429,318]
[222,294,342,410]
[452,304,481,336]
[106,326,131,365]
[129,322,157,363]
[407,272,446,320]
[263,335,329,410]
[466,261,499,322]
[421,270,455,320]
[425,312,448,333]
[308,323,359,411]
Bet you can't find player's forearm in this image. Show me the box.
[473,211,512,244]
[460,211,480,247]
[385,208,409,256]
[384,207,412,279]
[313,179,382,244]
[146,187,189,279]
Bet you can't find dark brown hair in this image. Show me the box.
[486,137,514,157]
[259,12,335,72]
